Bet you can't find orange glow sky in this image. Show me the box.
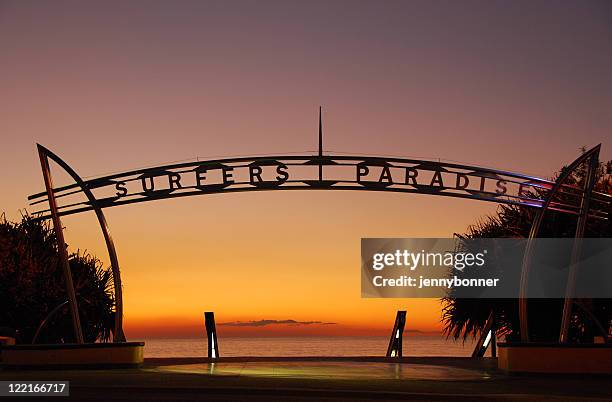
[1,1,611,338]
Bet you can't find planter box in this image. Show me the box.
[498,342,612,374]
[0,342,144,369]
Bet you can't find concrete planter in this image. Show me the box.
[0,342,144,369]
[498,342,612,374]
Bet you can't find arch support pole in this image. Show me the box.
[559,150,599,343]
[518,145,601,343]
[37,144,125,342]
[38,149,84,344]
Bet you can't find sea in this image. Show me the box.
[136,335,477,358]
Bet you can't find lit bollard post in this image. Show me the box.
[204,312,219,359]
[472,310,495,357]
[386,311,406,358]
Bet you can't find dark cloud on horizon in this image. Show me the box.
[218,319,337,327]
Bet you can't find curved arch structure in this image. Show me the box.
[28,153,611,219]
[37,144,125,343]
[31,143,610,344]
[518,145,603,343]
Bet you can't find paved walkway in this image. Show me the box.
[0,357,610,401]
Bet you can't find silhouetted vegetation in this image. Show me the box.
[0,214,115,343]
[443,153,612,343]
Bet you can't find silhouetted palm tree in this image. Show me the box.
[0,214,115,343]
[442,153,612,343]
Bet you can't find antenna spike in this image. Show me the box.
[318,106,323,157]
[318,106,323,182]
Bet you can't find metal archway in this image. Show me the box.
[30,131,610,343]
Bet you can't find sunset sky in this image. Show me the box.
[1,1,611,338]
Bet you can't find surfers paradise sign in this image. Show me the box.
[26,111,611,345]
[29,108,609,220]
[29,152,595,219]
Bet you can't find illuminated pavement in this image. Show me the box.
[2,358,611,401]
[157,361,490,381]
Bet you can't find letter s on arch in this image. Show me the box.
[115,181,128,197]
[276,163,289,182]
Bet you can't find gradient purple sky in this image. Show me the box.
[1,0,611,336]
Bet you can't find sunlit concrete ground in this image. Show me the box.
[1,357,611,401]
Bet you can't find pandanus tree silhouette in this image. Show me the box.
[0,214,115,344]
[442,153,612,343]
